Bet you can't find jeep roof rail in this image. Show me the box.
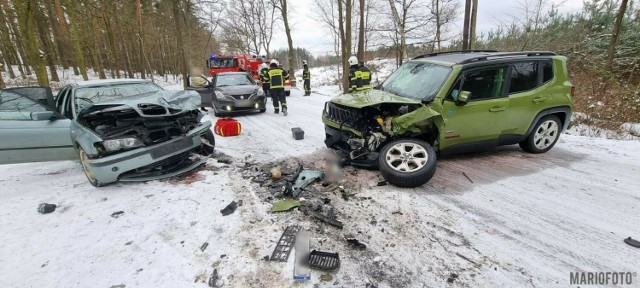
[413,50,499,59]
[460,51,556,64]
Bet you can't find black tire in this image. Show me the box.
[78,147,105,187]
[378,139,437,188]
[519,115,562,154]
[198,130,216,156]
[259,108,266,113]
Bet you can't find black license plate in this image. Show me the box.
[150,137,194,159]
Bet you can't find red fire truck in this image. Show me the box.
[206,54,265,80]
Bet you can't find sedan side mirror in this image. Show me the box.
[31,111,54,121]
[456,91,471,106]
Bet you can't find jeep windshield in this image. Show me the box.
[381,61,451,101]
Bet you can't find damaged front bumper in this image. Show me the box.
[85,121,212,184]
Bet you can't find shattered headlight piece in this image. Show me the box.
[102,137,144,152]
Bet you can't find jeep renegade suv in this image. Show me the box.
[322,51,574,188]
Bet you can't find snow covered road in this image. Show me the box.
[0,87,639,288]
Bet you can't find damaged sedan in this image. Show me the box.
[0,79,214,187]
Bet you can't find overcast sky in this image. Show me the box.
[268,0,585,56]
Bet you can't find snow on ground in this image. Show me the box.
[1,67,640,287]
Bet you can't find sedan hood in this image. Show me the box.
[218,85,259,95]
[330,89,421,108]
[78,90,201,117]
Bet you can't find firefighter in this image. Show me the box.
[348,56,363,92]
[302,60,311,96]
[259,63,270,98]
[266,59,289,116]
[359,61,371,91]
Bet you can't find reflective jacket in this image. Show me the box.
[359,65,371,90]
[303,67,310,80]
[267,66,288,89]
[349,65,363,92]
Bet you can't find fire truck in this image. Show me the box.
[206,54,265,80]
[206,53,292,96]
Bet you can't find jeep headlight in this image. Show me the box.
[324,102,330,114]
[102,138,144,152]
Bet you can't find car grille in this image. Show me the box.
[324,102,360,124]
[231,94,253,100]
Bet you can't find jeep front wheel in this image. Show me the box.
[519,115,561,153]
[378,139,437,188]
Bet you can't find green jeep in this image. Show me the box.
[322,51,574,188]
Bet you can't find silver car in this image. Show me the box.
[0,79,214,187]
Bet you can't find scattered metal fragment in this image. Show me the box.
[292,170,324,198]
[624,237,640,248]
[110,211,124,218]
[270,225,301,262]
[220,201,238,216]
[308,250,340,271]
[38,203,57,214]
[346,237,367,250]
[462,172,474,183]
[271,199,303,212]
[377,181,387,186]
[200,242,209,252]
[293,230,311,281]
[308,210,343,229]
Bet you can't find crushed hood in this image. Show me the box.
[78,90,201,117]
[330,89,422,108]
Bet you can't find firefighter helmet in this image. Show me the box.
[302,60,308,65]
[270,59,279,66]
[348,56,358,66]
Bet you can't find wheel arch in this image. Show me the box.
[525,106,572,136]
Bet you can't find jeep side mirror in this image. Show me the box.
[31,111,54,121]
[456,91,471,106]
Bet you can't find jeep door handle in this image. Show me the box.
[532,96,546,103]
[489,106,506,112]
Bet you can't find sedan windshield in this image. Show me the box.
[75,82,162,111]
[381,61,451,101]
[216,74,255,87]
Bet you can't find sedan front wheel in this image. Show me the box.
[78,147,104,187]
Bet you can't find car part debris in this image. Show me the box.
[308,250,340,271]
[270,166,282,180]
[377,180,387,186]
[624,237,640,248]
[200,242,209,252]
[270,225,301,262]
[292,170,324,198]
[220,201,238,216]
[272,199,303,212]
[291,127,305,140]
[293,230,311,281]
[262,255,270,261]
[462,172,474,183]
[308,210,343,229]
[346,237,367,249]
[207,268,223,287]
[37,203,57,214]
[110,211,124,218]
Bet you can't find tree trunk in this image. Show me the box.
[2,0,30,77]
[357,0,365,61]
[34,1,60,82]
[387,0,406,64]
[470,0,477,49]
[45,0,67,70]
[462,0,471,50]
[0,60,5,88]
[66,1,88,80]
[173,0,188,89]
[15,0,49,86]
[434,0,441,51]
[606,0,629,71]
[338,0,347,93]
[280,0,296,84]
[137,0,146,79]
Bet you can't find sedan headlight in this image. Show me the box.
[248,92,258,99]
[102,137,144,152]
[257,89,264,96]
[214,90,227,100]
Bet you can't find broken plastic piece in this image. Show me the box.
[37,203,57,214]
[308,250,340,271]
[291,127,305,140]
[200,242,209,252]
[220,201,238,216]
[308,210,343,229]
[271,199,303,212]
[270,225,301,262]
[292,170,324,198]
[293,230,311,281]
[110,211,124,218]
[624,237,640,248]
[346,238,367,249]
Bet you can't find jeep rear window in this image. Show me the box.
[381,62,451,101]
